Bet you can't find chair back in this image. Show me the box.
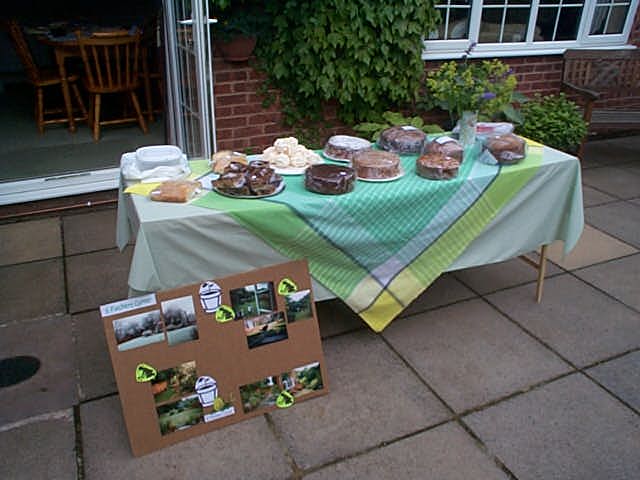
[5,19,40,84]
[77,30,141,93]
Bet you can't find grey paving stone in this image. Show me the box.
[586,201,640,248]
[0,411,76,480]
[66,247,133,313]
[581,139,638,167]
[73,310,117,401]
[306,422,509,480]
[316,299,364,338]
[81,395,292,480]
[384,299,570,413]
[581,167,640,199]
[581,185,616,207]
[400,273,476,318]
[587,351,640,412]
[574,253,640,311]
[0,316,77,425]
[632,198,640,206]
[0,218,61,266]
[63,208,118,255]
[487,274,640,367]
[465,373,640,480]
[453,255,560,295]
[269,330,450,470]
[0,259,66,324]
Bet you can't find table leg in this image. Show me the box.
[535,245,548,303]
[55,49,76,132]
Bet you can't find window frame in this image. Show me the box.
[423,0,640,60]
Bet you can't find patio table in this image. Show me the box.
[117,142,584,332]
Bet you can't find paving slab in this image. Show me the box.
[581,166,640,199]
[0,411,76,480]
[0,316,77,425]
[0,259,66,324]
[574,253,640,311]
[587,350,640,412]
[81,395,292,480]
[464,373,640,480]
[400,273,476,317]
[0,217,61,266]
[269,330,450,470]
[586,201,640,248]
[66,247,133,313]
[545,224,637,270]
[63,208,118,255]
[383,299,570,412]
[316,299,364,338]
[487,274,640,367]
[453,255,560,295]
[581,138,638,167]
[305,421,509,480]
[581,185,616,207]
[73,310,117,401]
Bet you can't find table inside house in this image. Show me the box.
[116,143,584,332]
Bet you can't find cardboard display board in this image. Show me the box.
[101,260,328,457]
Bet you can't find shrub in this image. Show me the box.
[516,94,588,153]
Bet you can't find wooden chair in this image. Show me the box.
[4,19,87,134]
[76,30,148,141]
[139,15,164,123]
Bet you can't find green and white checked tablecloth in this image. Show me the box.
[118,142,583,332]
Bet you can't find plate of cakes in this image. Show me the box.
[352,149,404,182]
[212,160,284,198]
[262,137,323,175]
[322,135,372,163]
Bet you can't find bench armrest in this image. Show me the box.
[561,82,600,101]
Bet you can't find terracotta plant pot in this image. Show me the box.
[215,36,257,62]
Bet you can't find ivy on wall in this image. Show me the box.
[255,0,439,124]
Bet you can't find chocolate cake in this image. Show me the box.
[484,133,526,165]
[378,126,426,154]
[416,153,460,180]
[323,135,371,161]
[213,160,282,196]
[422,136,464,162]
[305,164,356,195]
[352,149,401,180]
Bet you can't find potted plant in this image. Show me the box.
[211,0,268,62]
[422,46,519,145]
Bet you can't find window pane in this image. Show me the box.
[536,6,558,40]
[449,8,470,38]
[432,2,472,40]
[479,8,503,42]
[607,5,630,33]
[590,6,608,34]
[556,7,582,40]
[504,8,530,42]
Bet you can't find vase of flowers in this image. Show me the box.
[458,110,478,147]
[423,47,519,145]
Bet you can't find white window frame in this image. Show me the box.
[424,0,639,60]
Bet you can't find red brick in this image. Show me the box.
[214,70,248,83]
[248,69,267,80]
[233,126,264,138]
[214,106,233,118]
[216,94,248,106]
[233,80,263,93]
[233,104,263,115]
[249,113,281,125]
[264,123,291,135]
[216,117,248,129]
[214,84,233,95]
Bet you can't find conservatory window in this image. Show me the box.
[590,0,632,34]
[535,1,585,41]
[431,0,472,39]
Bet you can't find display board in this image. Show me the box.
[101,260,328,456]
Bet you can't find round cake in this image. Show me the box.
[485,133,526,165]
[378,126,426,154]
[416,153,460,180]
[352,149,401,180]
[305,164,356,195]
[323,135,371,161]
[423,136,464,162]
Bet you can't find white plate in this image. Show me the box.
[357,168,405,183]
[212,180,285,199]
[321,151,353,163]
[274,165,310,175]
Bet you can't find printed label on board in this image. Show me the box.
[101,294,157,318]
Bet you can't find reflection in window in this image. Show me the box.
[431,1,472,40]
[479,1,531,43]
[590,1,631,35]
[535,1,584,41]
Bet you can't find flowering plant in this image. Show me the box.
[423,53,519,123]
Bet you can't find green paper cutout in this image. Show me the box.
[278,278,298,295]
[276,390,295,408]
[135,363,157,383]
[215,305,236,323]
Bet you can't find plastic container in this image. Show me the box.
[135,145,183,170]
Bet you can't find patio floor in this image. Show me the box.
[1,136,639,479]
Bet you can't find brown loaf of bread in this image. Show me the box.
[378,126,426,154]
[484,133,526,164]
[416,153,460,180]
[423,136,464,162]
[352,149,401,179]
[150,180,200,202]
[305,164,355,195]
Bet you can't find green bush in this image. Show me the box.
[256,1,439,124]
[353,111,443,141]
[516,94,588,153]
